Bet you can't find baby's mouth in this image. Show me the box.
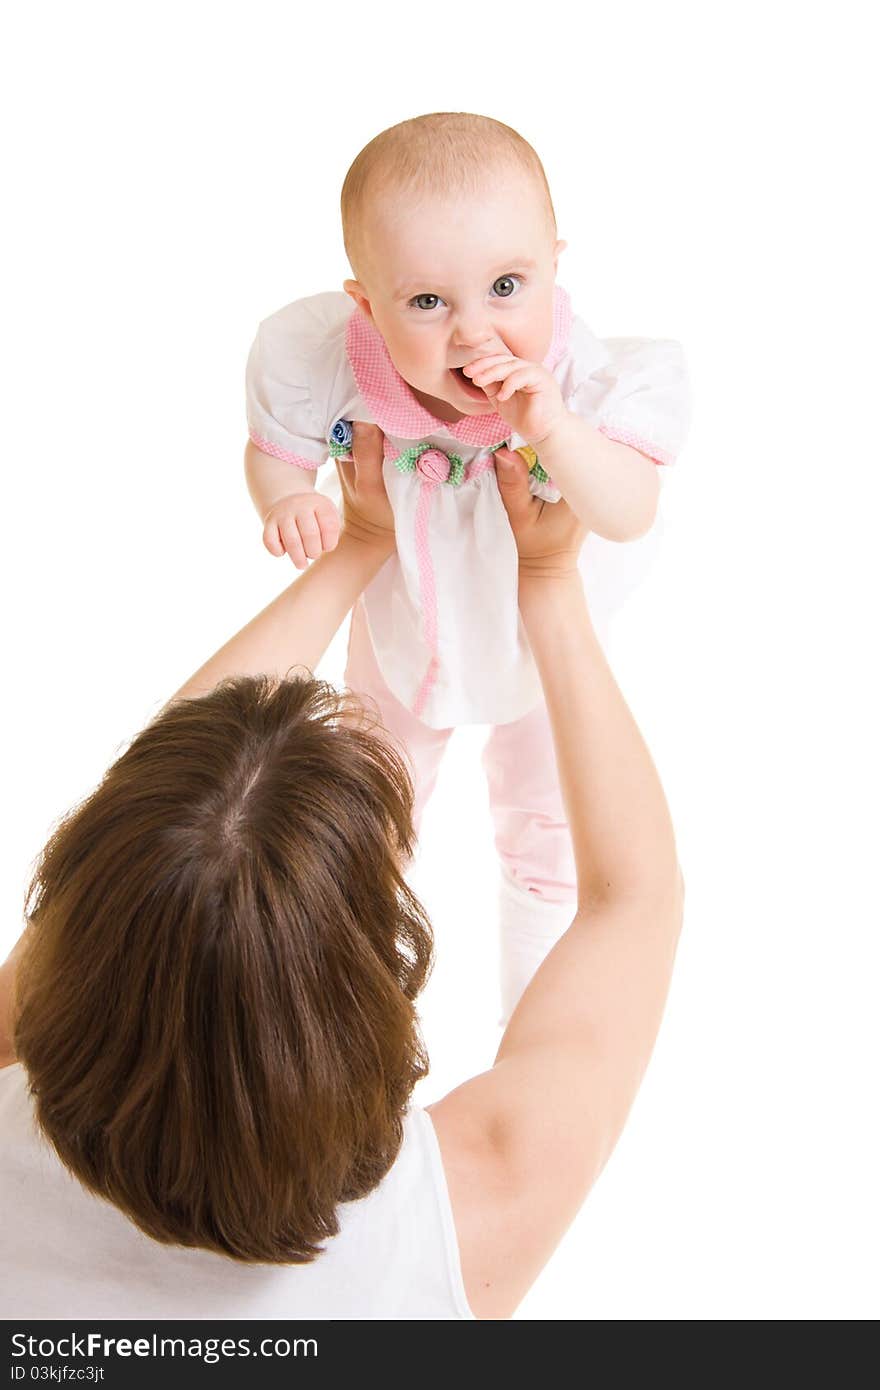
[450,365,489,401]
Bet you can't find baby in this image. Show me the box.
[244,112,691,1024]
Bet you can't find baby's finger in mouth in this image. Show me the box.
[463,354,516,377]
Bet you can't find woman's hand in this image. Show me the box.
[494,447,587,579]
[335,423,396,551]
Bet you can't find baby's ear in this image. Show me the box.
[343,279,373,321]
[553,239,568,272]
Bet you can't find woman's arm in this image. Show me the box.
[172,426,393,702]
[428,448,682,1319]
[171,532,390,702]
[1,428,393,1065]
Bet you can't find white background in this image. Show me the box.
[2,1,877,1320]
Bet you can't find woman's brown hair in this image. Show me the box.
[14,674,433,1263]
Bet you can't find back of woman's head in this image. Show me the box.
[14,675,433,1263]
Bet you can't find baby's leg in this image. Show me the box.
[482,702,578,1026]
[344,598,453,834]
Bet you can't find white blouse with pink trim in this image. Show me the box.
[246,286,691,728]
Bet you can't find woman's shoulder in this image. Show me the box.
[425,1091,534,1321]
[0,1058,25,1088]
[404,1104,479,1319]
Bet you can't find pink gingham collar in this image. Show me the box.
[345,285,574,446]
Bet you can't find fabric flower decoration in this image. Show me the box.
[488,439,550,485]
[327,419,354,459]
[393,442,465,487]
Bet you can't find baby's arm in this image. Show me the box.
[464,355,662,541]
[245,441,340,570]
[529,415,660,542]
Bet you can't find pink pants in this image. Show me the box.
[345,600,577,1023]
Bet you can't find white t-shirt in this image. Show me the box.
[0,1063,474,1320]
[247,285,691,728]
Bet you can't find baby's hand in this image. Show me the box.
[262,491,341,570]
[463,352,566,447]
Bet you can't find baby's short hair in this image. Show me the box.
[341,111,557,279]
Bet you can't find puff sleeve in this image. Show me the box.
[569,336,692,467]
[246,293,352,470]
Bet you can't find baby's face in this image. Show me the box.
[344,169,565,423]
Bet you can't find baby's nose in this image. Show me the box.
[453,331,502,358]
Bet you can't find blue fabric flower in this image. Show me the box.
[327,419,354,457]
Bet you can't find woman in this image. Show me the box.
[0,426,683,1321]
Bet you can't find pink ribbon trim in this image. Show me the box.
[249,430,322,469]
[597,422,674,466]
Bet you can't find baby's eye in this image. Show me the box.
[410,293,444,311]
[491,275,521,298]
